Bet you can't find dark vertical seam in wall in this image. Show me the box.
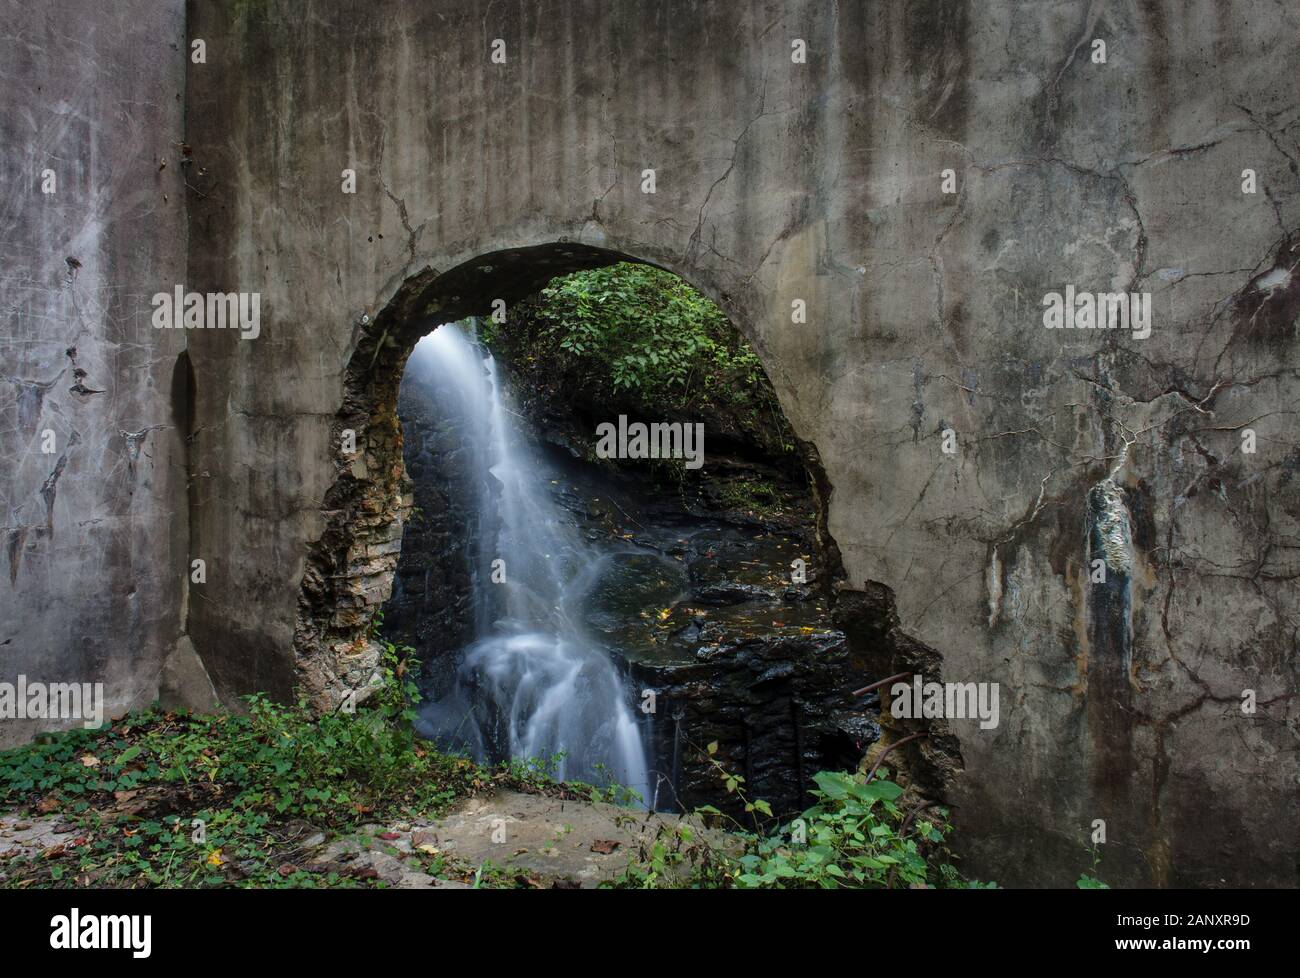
[180,0,192,639]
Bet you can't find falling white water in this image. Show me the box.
[406,322,649,800]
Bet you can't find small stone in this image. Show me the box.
[411,830,438,850]
[309,838,361,866]
[692,582,777,606]
[397,871,436,888]
[352,851,406,884]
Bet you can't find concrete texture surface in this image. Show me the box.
[2,0,1296,886]
[0,0,188,746]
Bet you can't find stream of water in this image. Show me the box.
[405,323,650,799]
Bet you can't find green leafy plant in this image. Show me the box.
[0,642,484,888]
[1076,843,1110,888]
[730,770,960,889]
[610,818,732,889]
[532,263,743,398]
[613,746,989,890]
[481,262,796,467]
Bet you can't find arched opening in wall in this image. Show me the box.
[295,244,875,817]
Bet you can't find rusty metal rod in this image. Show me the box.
[899,800,937,839]
[851,671,911,698]
[887,800,941,889]
[864,730,927,783]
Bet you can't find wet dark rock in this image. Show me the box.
[530,428,878,819]
[691,581,778,606]
[629,631,876,819]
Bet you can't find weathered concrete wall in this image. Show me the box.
[0,0,190,745]
[3,0,1291,886]
[182,0,1299,887]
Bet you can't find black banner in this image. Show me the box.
[0,886,1286,964]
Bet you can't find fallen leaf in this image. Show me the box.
[206,848,224,866]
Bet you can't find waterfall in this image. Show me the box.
[404,322,650,800]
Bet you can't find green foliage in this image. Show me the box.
[613,747,991,890]
[1076,843,1110,888]
[566,763,646,808]
[0,722,138,802]
[0,644,483,888]
[498,752,567,789]
[485,262,747,395]
[730,770,967,889]
[609,819,731,890]
[538,263,751,396]
[483,263,790,454]
[155,645,451,821]
[718,477,781,513]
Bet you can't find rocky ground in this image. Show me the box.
[0,788,723,890]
